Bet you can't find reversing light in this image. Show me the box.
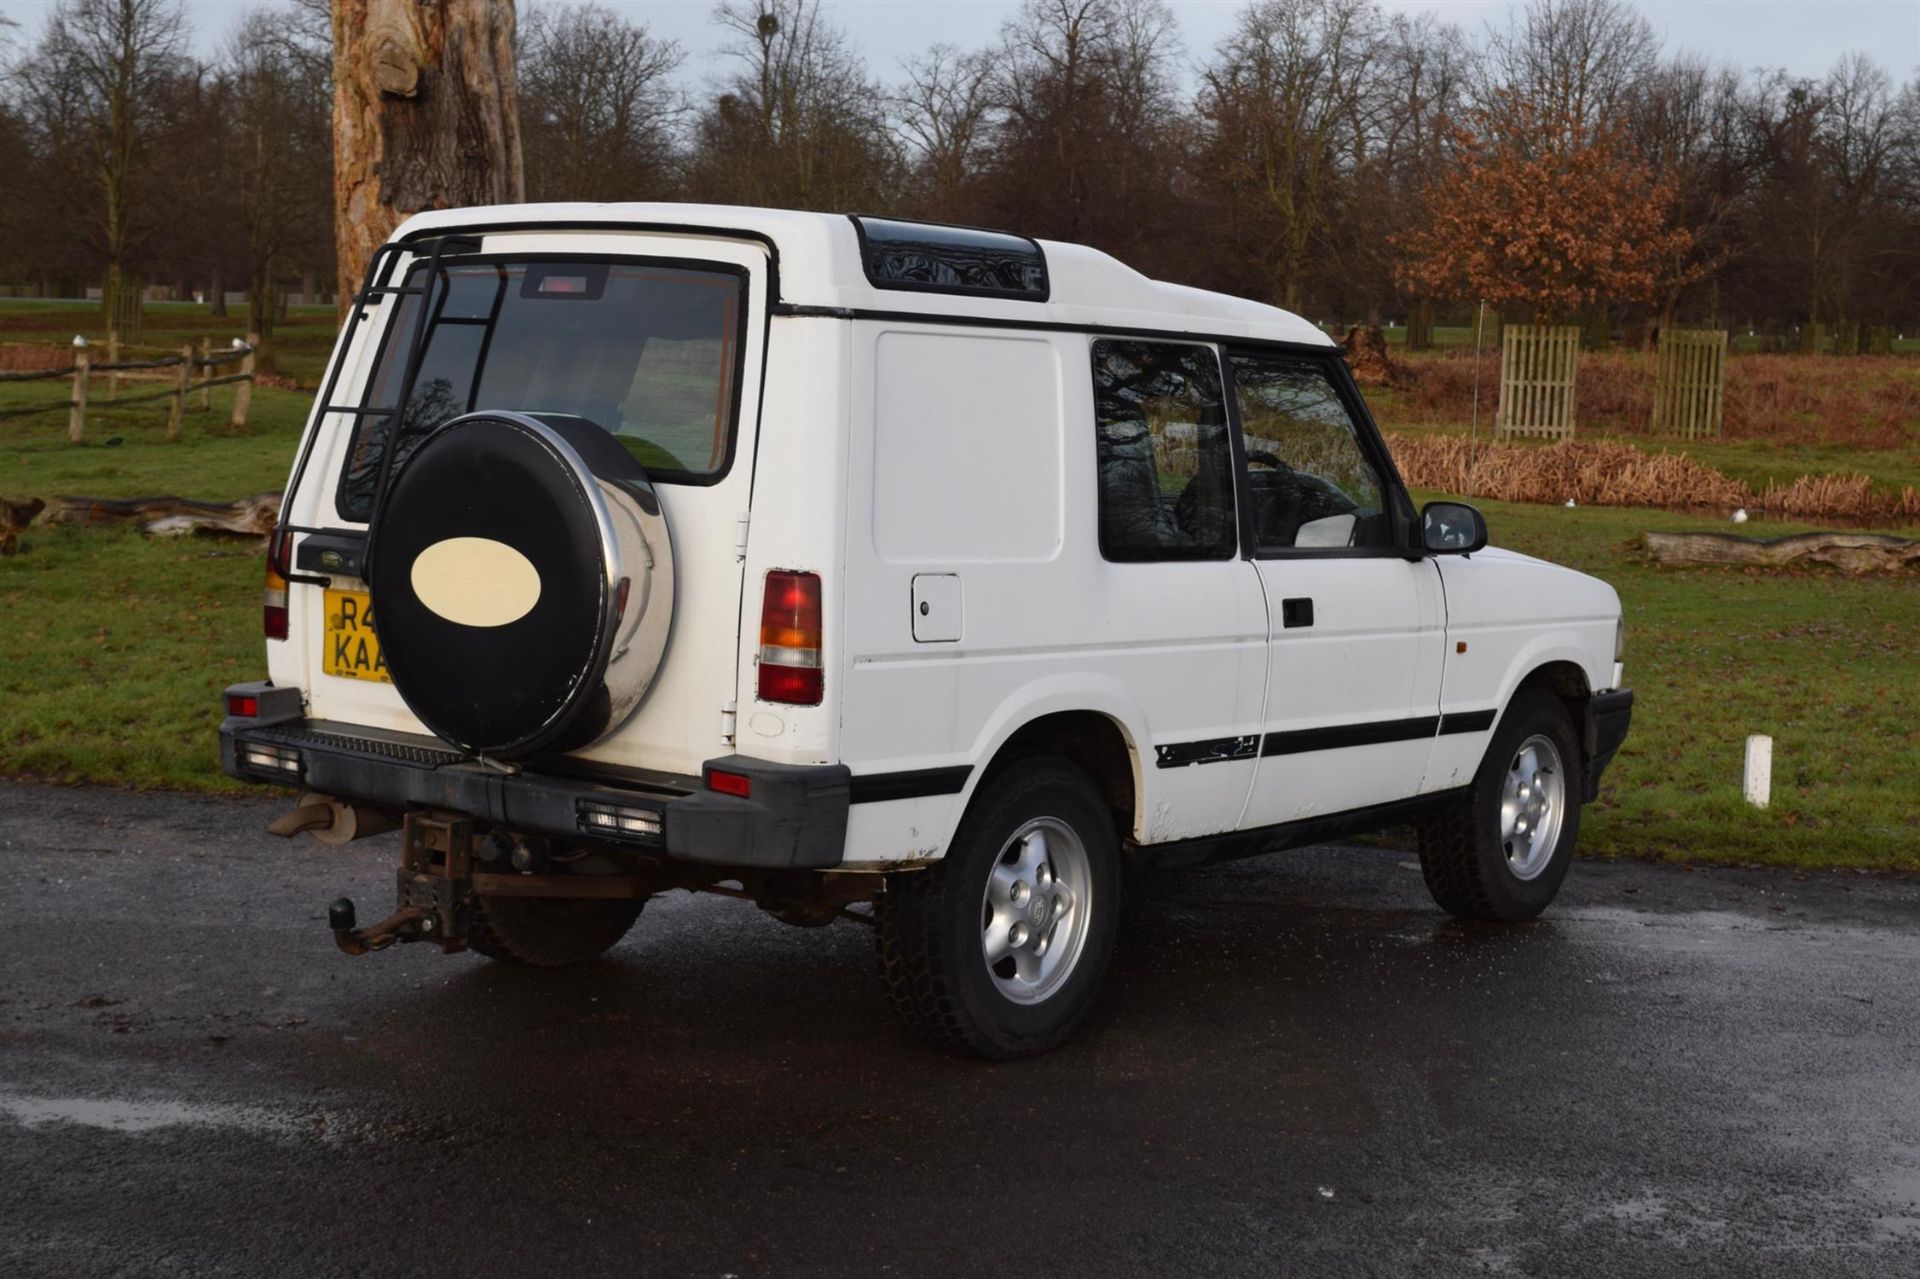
[241,742,302,776]
[758,570,823,705]
[576,800,663,842]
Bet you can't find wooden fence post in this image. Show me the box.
[228,334,258,431]
[200,336,213,409]
[68,337,89,444]
[166,344,192,441]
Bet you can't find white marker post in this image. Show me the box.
[1744,735,1773,809]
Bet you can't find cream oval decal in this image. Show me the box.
[410,537,541,628]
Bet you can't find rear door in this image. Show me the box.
[1230,350,1447,828]
[282,229,770,778]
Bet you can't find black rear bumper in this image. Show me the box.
[1583,688,1634,802]
[220,683,850,869]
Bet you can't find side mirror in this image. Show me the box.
[1421,501,1488,555]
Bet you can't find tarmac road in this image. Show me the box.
[2,780,1917,1277]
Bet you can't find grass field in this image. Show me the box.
[2,301,1916,868]
[0,299,343,386]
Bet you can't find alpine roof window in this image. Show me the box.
[852,216,1049,301]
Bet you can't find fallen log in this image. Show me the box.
[41,493,280,539]
[1639,530,1920,573]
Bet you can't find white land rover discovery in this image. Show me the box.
[221,205,1633,1058]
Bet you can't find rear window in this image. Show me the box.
[336,257,745,521]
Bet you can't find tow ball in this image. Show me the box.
[327,810,476,956]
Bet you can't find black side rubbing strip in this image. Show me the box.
[1154,736,1260,769]
[1262,716,1440,756]
[1438,709,1498,735]
[848,766,972,804]
[1154,710,1505,768]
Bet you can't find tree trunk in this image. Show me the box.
[209,265,228,317]
[249,270,273,338]
[330,0,525,310]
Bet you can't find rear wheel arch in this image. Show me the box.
[976,711,1139,841]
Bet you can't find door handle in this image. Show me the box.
[1282,597,1314,629]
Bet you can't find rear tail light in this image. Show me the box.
[226,693,260,718]
[264,527,291,640]
[757,570,823,705]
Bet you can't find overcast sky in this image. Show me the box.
[2,0,1915,85]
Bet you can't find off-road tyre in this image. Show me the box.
[1418,688,1584,923]
[876,759,1120,1059]
[466,894,643,967]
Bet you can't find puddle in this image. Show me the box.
[0,1091,306,1138]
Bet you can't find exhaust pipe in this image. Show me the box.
[267,793,400,846]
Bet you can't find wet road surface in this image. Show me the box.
[2,781,1918,1276]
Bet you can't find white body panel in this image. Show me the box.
[273,203,1626,871]
[1241,557,1446,825]
[1423,549,1621,791]
[839,322,1268,861]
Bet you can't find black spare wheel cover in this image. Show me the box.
[365,411,673,758]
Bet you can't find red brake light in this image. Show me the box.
[226,694,260,718]
[264,528,290,641]
[707,769,752,798]
[757,570,823,705]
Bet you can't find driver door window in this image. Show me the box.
[1230,354,1390,552]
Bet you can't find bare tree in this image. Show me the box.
[219,6,332,333]
[685,0,896,211]
[1191,0,1384,312]
[1477,0,1659,141]
[894,44,995,216]
[983,0,1183,267]
[16,0,187,312]
[519,3,683,202]
[329,0,524,305]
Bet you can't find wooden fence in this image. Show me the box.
[1496,324,1581,439]
[0,334,257,443]
[1651,328,1728,438]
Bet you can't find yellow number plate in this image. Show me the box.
[322,589,390,683]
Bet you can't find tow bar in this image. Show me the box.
[326,810,664,956]
[329,810,476,955]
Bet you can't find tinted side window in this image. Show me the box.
[1230,354,1391,551]
[1092,339,1237,562]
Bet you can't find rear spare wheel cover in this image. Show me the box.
[364,411,673,757]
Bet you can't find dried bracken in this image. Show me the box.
[1384,434,1920,524]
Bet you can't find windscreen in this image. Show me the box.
[336,258,744,521]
